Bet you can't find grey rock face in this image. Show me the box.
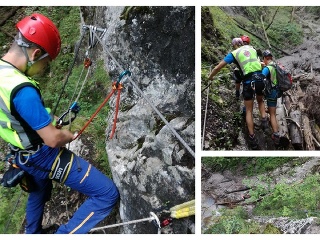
[81,6,195,234]
[254,217,320,234]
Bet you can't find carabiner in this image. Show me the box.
[57,102,81,126]
[251,80,256,91]
[116,70,131,85]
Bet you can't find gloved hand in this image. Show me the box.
[0,165,25,188]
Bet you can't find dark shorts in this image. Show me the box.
[233,69,243,84]
[266,88,279,107]
[242,73,265,100]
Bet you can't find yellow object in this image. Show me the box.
[170,200,195,211]
[170,200,195,219]
[171,206,195,219]
[170,199,195,211]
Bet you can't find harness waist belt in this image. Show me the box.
[9,143,43,153]
[49,148,74,183]
[244,72,264,84]
[244,72,254,79]
[26,144,43,151]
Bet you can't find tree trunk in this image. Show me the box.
[311,122,320,146]
[289,110,303,149]
[276,98,290,147]
[265,7,280,31]
[310,122,320,147]
[290,7,295,23]
[0,6,22,26]
[233,20,291,56]
[302,114,315,150]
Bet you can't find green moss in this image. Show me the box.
[208,7,241,45]
[205,207,262,234]
[0,188,28,233]
[253,174,320,219]
[262,223,281,234]
[120,6,152,21]
[202,157,309,176]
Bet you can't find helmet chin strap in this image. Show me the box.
[16,32,49,74]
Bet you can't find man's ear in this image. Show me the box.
[31,48,42,61]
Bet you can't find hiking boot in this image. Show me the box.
[272,132,280,146]
[41,224,59,234]
[248,134,259,150]
[260,117,269,131]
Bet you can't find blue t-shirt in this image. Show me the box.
[12,86,60,179]
[262,67,270,77]
[13,86,52,130]
[223,53,235,64]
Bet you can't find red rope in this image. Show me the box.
[73,84,117,140]
[109,84,122,139]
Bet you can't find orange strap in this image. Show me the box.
[109,84,123,139]
[73,82,123,140]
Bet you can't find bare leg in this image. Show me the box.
[268,106,278,133]
[256,95,266,119]
[236,82,240,91]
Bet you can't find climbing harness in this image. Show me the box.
[90,29,195,158]
[48,148,75,184]
[1,147,38,192]
[251,80,256,91]
[244,73,265,93]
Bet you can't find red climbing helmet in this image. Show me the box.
[16,13,61,60]
[241,35,250,44]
